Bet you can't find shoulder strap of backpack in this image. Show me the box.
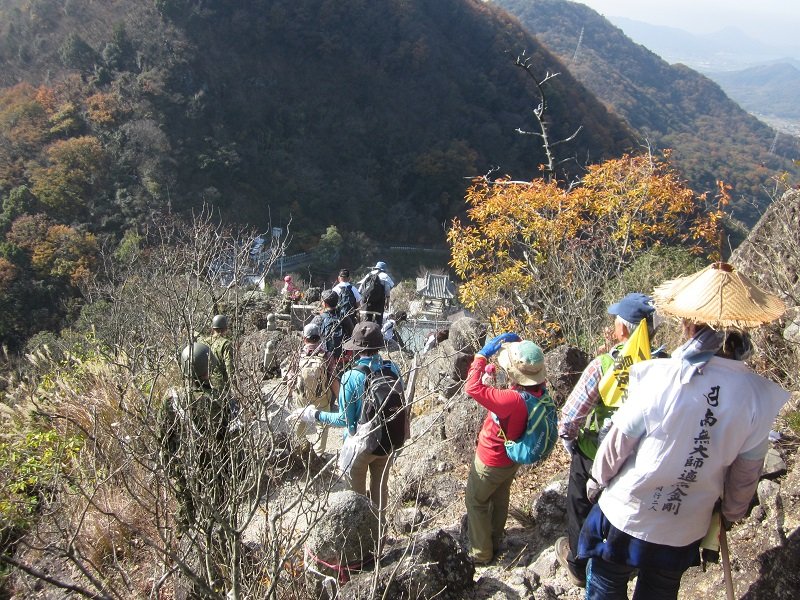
[353,363,370,374]
[493,390,523,444]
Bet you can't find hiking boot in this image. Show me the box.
[555,536,586,588]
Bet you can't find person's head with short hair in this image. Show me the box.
[321,289,339,310]
[338,268,350,281]
[496,340,546,390]
[343,321,384,357]
[303,322,321,342]
[607,293,655,342]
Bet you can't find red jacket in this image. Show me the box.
[464,355,528,467]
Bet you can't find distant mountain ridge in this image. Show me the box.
[493,0,800,225]
[609,17,799,71]
[709,63,800,122]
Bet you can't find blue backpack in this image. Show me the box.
[494,389,557,464]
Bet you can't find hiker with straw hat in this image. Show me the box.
[577,263,789,600]
[556,292,660,588]
[463,332,549,564]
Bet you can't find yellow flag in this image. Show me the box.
[597,318,651,408]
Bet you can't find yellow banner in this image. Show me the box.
[598,318,651,408]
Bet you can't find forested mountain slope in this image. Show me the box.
[0,0,633,240]
[493,0,800,225]
[0,0,640,348]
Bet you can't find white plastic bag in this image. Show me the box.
[338,419,380,475]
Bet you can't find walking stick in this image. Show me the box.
[719,526,736,600]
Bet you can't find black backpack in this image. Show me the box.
[354,363,407,455]
[319,311,344,358]
[361,270,386,312]
[337,283,358,320]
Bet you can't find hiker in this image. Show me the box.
[281,274,302,301]
[381,310,408,352]
[293,321,407,515]
[422,328,449,355]
[463,332,548,564]
[332,268,362,339]
[555,293,657,587]
[160,341,229,532]
[284,323,336,455]
[206,314,234,399]
[311,290,345,364]
[578,263,789,600]
[358,261,394,325]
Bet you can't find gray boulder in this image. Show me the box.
[391,412,468,511]
[443,390,485,459]
[448,317,486,354]
[305,491,381,575]
[528,479,569,540]
[543,345,589,407]
[340,529,475,600]
[762,447,788,479]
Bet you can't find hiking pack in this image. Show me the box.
[337,283,358,320]
[294,354,329,410]
[353,362,407,455]
[319,312,344,358]
[495,389,557,464]
[361,270,386,312]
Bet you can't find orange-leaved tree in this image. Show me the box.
[448,153,721,349]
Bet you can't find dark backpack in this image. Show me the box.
[494,389,557,465]
[354,363,407,455]
[361,270,386,312]
[337,283,358,320]
[319,312,344,358]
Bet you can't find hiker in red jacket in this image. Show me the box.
[464,332,548,564]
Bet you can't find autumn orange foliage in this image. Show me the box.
[448,154,721,345]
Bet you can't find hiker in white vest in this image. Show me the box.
[578,263,789,600]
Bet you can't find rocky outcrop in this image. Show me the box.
[305,491,380,577]
[542,345,589,407]
[730,188,800,390]
[340,530,475,600]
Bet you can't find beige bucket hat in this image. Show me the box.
[652,262,785,328]
[497,341,547,386]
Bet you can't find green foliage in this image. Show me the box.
[47,101,82,137]
[603,246,706,306]
[785,410,800,436]
[312,225,343,271]
[0,429,82,531]
[31,136,108,219]
[102,23,135,71]
[0,185,37,231]
[114,228,142,265]
[58,32,98,72]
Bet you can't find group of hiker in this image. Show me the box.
[163,257,789,600]
[463,262,789,600]
[282,261,409,518]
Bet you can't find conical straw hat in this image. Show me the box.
[652,262,785,329]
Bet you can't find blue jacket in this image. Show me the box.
[317,354,402,436]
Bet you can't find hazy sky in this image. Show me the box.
[572,0,800,48]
